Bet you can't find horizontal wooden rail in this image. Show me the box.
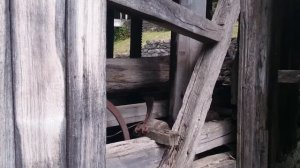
[278,70,300,83]
[106,119,235,168]
[107,57,169,92]
[108,0,224,43]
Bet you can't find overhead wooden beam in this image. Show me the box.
[106,120,235,168]
[159,0,240,167]
[278,70,300,83]
[66,0,107,167]
[238,0,272,167]
[107,57,169,92]
[11,0,66,167]
[0,0,15,167]
[169,0,206,122]
[108,0,224,43]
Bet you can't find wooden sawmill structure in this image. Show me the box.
[0,0,299,167]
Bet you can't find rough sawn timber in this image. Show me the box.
[237,0,272,167]
[10,0,66,167]
[0,0,15,167]
[66,0,107,167]
[192,153,236,168]
[107,57,169,92]
[108,0,224,43]
[169,0,206,122]
[106,120,235,168]
[159,0,240,167]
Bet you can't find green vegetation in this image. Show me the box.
[114,27,130,41]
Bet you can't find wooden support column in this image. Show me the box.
[169,0,206,122]
[238,0,272,167]
[130,16,143,58]
[10,0,66,167]
[107,5,115,58]
[0,0,15,167]
[67,0,107,167]
[159,0,240,167]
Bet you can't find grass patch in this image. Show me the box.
[114,31,171,55]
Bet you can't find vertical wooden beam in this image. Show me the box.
[130,16,143,58]
[107,5,114,58]
[10,0,66,167]
[0,0,15,167]
[67,0,107,167]
[238,0,272,167]
[169,0,207,122]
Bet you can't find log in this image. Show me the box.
[159,0,240,167]
[0,0,15,167]
[238,0,272,166]
[169,0,206,122]
[107,101,168,127]
[11,0,66,167]
[66,0,106,167]
[278,70,300,83]
[106,120,235,168]
[192,153,236,168]
[107,57,169,92]
[108,0,224,43]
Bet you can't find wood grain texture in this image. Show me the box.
[66,0,106,167]
[107,57,169,92]
[108,0,224,43]
[0,0,15,167]
[10,0,66,167]
[237,0,272,167]
[169,0,206,122]
[159,0,240,167]
[192,153,236,168]
[107,101,168,127]
[106,120,234,168]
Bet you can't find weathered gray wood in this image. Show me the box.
[192,153,236,168]
[237,0,272,167]
[108,0,224,43]
[159,0,240,167]
[11,0,66,167]
[0,0,15,167]
[169,0,206,122]
[107,57,169,92]
[66,0,106,167]
[278,70,300,83]
[107,101,168,127]
[106,120,234,168]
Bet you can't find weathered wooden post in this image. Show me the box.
[67,0,107,167]
[1,0,107,167]
[238,0,272,167]
[0,0,15,167]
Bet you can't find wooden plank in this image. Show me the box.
[192,153,236,168]
[106,120,234,168]
[237,0,272,166]
[0,0,15,167]
[66,0,106,167]
[107,57,169,92]
[278,70,300,83]
[169,0,206,122]
[108,0,224,43]
[159,0,240,167]
[11,0,66,167]
[107,100,168,127]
